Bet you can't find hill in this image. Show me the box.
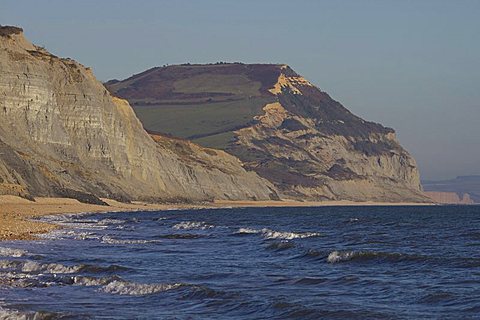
[107,63,428,202]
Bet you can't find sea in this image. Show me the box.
[0,205,479,319]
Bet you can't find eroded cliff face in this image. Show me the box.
[230,66,426,202]
[0,27,276,202]
[107,63,428,202]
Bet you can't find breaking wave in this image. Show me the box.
[155,234,205,239]
[235,228,321,240]
[0,247,28,258]
[101,236,161,245]
[0,259,128,276]
[101,280,183,296]
[266,241,296,251]
[0,306,67,320]
[173,221,214,230]
[327,250,427,264]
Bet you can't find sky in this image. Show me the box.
[1,0,479,180]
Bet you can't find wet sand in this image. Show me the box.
[0,196,434,241]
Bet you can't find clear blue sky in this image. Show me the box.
[1,0,479,180]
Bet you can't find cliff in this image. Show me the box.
[423,175,480,203]
[0,26,277,203]
[424,192,474,205]
[107,63,429,202]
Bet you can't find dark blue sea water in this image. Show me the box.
[1,206,479,319]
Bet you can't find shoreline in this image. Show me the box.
[1,195,436,241]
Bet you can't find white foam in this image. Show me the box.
[98,218,125,225]
[0,247,28,258]
[236,228,260,234]
[21,261,82,274]
[173,221,214,230]
[72,275,118,287]
[236,228,321,240]
[0,260,21,269]
[101,280,182,296]
[0,306,30,320]
[327,250,356,263]
[101,236,160,245]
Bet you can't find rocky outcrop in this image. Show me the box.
[0,26,277,203]
[107,63,429,202]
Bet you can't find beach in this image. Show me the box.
[0,196,200,241]
[0,195,434,241]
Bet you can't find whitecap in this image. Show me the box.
[97,218,125,225]
[261,229,321,240]
[172,221,214,230]
[235,228,321,240]
[0,306,64,320]
[326,250,422,264]
[101,280,182,296]
[72,275,122,287]
[0,306,29,320]
[236,228,261,234]
[21,261,82,274]
[0,247,28,258]
[101,236,160,245]
[327,250,356,263]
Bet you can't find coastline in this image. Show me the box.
[0,195,435,241]
[0,196,203,241]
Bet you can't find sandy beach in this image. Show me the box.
[0,195,434,241]
[0,196,203,241]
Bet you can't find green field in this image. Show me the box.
[133,96,272,149]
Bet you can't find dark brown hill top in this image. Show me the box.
[0,25,23,37]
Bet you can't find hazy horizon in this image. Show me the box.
[1,0,478,180]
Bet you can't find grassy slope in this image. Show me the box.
[112,65,277,149]
[133,97,271,148]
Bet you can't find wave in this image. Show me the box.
[71,275,123,287]
[101,236,161,245]
[236,227,259,234]
[21,261,84,274]
[235,228,321,240]
[419,291,456,304]
[266,241,296,251]
[294,277,327,285]
[327,250,427,264]
[1,259,128,276]
[0,247,28,258]
[39,229,101,241]
[155,234,205,239]
[0,306,67,320]
[97,218,125,225]
[180,285,233,300]
[173,221,214,230]
[101,280,183,296]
